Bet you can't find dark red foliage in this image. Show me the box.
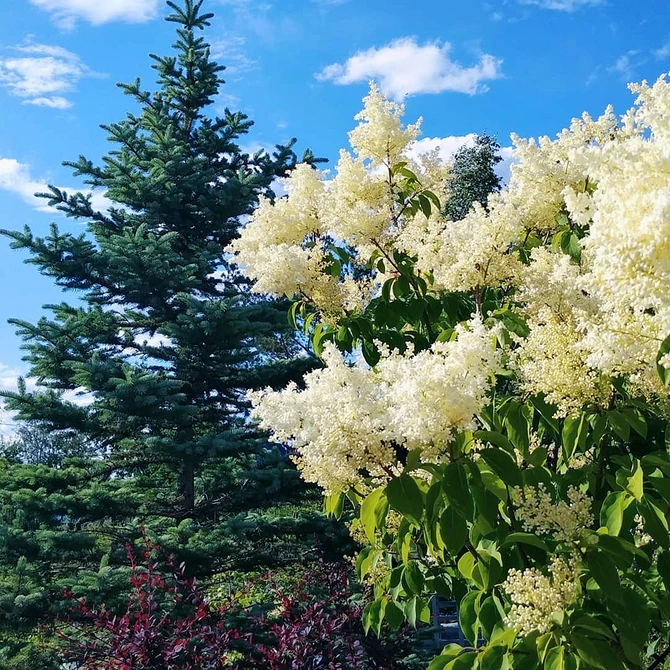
[54,538,410,670]
[55,537,245,669]
[250,562,401,670]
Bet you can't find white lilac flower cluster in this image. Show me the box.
[248,319,498,492]
[503,556,580,635]
[232,72,670,493]
[513,484,594,543]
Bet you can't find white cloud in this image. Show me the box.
[316,38,502,100]
[0,363,94,437]
[518,0,603,10]
[0,158,51,211]
[0,157,110,213]
[609,50,640,80]
[497,146,515,185]
[29,0,161,29]
[210,34,257,75]
[0,42,93,108]
[655,43,670,60]
[406,134,515,185]
[406,134,478,164]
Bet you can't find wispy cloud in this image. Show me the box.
[518,0,603,10]
[316,38,502,100]
[210,34,257,75]
[0,157,109,213]
[655,43,670,60]
[0,42,94,108]
[29,0,161,29]
[609,50,641,80]
[407,135,514,184]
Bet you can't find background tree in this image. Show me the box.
[0,0,344,665]
[0,422,96,467]
[443,133,502,221]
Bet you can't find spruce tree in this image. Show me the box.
[443,133,502,221]
[0,0,343,664]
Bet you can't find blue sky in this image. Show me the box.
[0,0,668,410]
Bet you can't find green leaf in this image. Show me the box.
[384,600,405,629]
[480,469,508,502]
[427,645,464,670]
[639,498,669,548]
[458,552,476,580]
[607,410,630,442]
[475,431,515,456]
[480,645,509,670]
[587,550,622,601]
[570,633,624,670]
[607,586,650,648]
[503,532,549,552]
[600,491,631,536]
[459,591,481,645]
[360,488,386,543]
[561,412,588,462]
[362,597,384,635]
[544,646,578,670]
[443,462,474,519]
[324,492,344,519]
[624,460,644,502]
[287,301,300,329]
[386,474,425,526]
[480,448,522,487]
[571,614,614,639]
[312,323,331,357]
[622,407,647,438]
[659,551,670,591]
[402,560,425,595]
[418,193,432,217]
[404,595,430,627]
[656,334,670,386]
[439,504,468,555]
[505,407,530,453]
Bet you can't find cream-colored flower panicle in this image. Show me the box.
[503,556,580,636]
[249,318,499,493]
[397,192,523,293]
[513,484,594,543]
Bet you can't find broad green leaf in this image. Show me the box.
[324,491,344,519]
[607,586,650,648]
[656,334,670,386]
[480,448,522,487]
[587,550,622,601]
[639,498,669,548]
[384,600,405,629]
[362,597,384,636]
[386,474,424,526]
[443,463,474,519]
[427,645,464,670]
[561,412,588,462]
[503,532,549,552]
[402,560,425,595]
[544,646,578,670]
[571,614,614,639]
[570,633,624,670]
[599,491,631,535]
[458,552,476,580]
[360,488,386,543]
[607,410,630,442]
[480,645,510,670]
[624,460,644,502]
[439,504,468,555]
[475,430,515,456]
[459,591,481,645]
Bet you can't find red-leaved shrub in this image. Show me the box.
[54,538,413,669]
